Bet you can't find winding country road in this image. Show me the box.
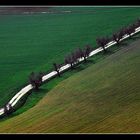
[0,26,140,117]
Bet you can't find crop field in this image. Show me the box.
[0,34,139,133]
[0,6,140,111]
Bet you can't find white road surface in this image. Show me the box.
[0,26,140,116]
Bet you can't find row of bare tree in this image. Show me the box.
[64,45,93,68]
[28,19,140,91]
[96,19,140,52]
[28,45,93,92]
[3,19,140,117]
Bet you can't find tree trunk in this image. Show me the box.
[129,34,132,38]
[103,46,106,53]
[70,63,73,69]
[57,70,60,77]
[35,84,39,91]
[84,56,87,62]
[117,40,120,45]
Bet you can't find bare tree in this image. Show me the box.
[84,45,93,57]
[53,63,61,77]
[112,33,120,44]
[3,104,13,116]
[82,49,87,62]
[8,104,13,113]
[75,48,83,60]
[65,55,74,69]
[3,105,8,115]
[29,72,35,84]
[125,24,136,37]
[29,72,43,90]
[96,37,110,52]
[71,52,78,64]
[65,50,79,69]
[75,48,87,62]
[65,45,92,65]
[112,28,126,45]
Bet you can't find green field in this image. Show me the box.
[0,7,140,110]
[0,35,139,133]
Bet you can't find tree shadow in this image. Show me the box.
[130,35,140,41]
[7,87,49,118]
[86,59,95,64]
[14,91,32,109]
[72,59,95,72]
[0,91,32,119]
[119,42,128,46]
[101,49,115,56]
[72,65,85,72]
[32,88,48,93]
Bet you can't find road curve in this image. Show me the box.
[0,26,140,117]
